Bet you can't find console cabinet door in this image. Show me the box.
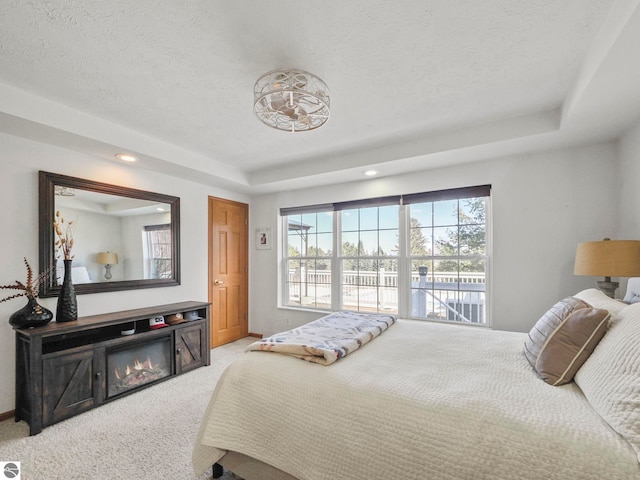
[175,323,206,374]
[42,348,104,426]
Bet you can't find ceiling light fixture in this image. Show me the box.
[254,69,330,132]
[364,170,378,177]
[54,185,76,196]
[115,153,137,162]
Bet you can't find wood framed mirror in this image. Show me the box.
[39,171,180,297]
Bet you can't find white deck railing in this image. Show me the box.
[287,269,486,323]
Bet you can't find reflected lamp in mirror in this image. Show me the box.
[574,238,640,298]
[97,252,119,281]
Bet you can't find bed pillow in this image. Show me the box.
[574,302,640,462]
[524,296,610,386]
[573,288,629,316]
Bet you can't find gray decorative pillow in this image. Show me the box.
[524,297,610,386]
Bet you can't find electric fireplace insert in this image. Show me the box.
[107,336,171,398]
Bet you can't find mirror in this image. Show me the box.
[39,171,180,297]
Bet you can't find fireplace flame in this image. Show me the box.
[115,356,161,385]
[110,347,169,398]
[123,357,150,376]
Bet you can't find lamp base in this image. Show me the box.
[104,264,113,281]
[597,280,619,298]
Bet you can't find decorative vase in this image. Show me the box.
[9,297,53,329]
[56,259,78,322]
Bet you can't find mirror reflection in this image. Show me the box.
[39,171,180,297]
[54,189,172,284]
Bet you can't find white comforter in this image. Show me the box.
[193,320,640,479]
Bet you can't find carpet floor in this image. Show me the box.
[0,337,255,480]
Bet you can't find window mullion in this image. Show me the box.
[281,215,288,308]
[332,211,342,310]
[397,204,409,318]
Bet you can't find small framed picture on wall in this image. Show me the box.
[256,227,271,250]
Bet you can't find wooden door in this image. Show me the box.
[209,197,248,347]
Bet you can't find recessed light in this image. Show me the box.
[156,207,166,212]
[115,153,137,162]
[364,170,378,177]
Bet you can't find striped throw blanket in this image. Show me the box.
[245,311,396,365]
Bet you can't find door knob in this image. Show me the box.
[214,280,224,285]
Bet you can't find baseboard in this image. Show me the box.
[248,332,263,338]
[0,410,15,422]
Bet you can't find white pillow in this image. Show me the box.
[574,299,640,462]
[573,288,628,317]
[623,278,640,304]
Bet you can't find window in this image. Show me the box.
[285,210,334,309]
[340,204,399,314]
[406,196,487,324]
[281,185,490,325]
[143,224,172,279]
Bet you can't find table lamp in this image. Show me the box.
[574,238,640,298]
[97,251,119,280]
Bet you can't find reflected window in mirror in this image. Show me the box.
[144,224,172,279]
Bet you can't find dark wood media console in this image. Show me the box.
[15,301,210,435]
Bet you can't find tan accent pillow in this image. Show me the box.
[524,297,610,386]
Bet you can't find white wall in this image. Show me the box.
[248,143,620,337]
[617,119,640,296]
[619,120,640,237]
[54,206,125,282]
[0,132,248,413]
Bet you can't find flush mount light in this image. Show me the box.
[254,69,330,132]
[115,153,137,162]
[364,170,378,177]
[54,185,76,196]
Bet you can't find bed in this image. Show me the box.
[193,288,640,479]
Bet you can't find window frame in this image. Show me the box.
[403,196,490,323]
[283,210,336,310]
[280,185,491,325]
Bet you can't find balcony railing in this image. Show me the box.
[287,269,486,324]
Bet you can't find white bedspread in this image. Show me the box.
[193,320,640,479]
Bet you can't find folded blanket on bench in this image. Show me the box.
[245,311,396,365]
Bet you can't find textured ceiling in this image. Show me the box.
[1,0,639,193]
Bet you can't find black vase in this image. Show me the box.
[9,297,54,329]
[56,259,78,322]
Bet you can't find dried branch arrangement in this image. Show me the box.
[0,258,51,303]
[54,210,75,260]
